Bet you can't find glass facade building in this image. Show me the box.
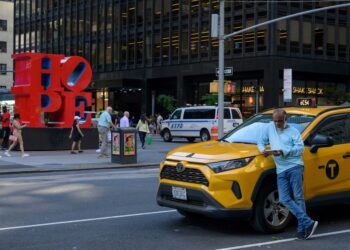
[14,0,350,117]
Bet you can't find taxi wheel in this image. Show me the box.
[162,129,173,142]
[250,183,292,233]
[187,137,196,142]
[200,129,211,142]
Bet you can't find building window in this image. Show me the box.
[302,21,311,54]
[326,25,335,57]
[0,20,7,31]
[0,41,7,53]
[290,20,299,53]
[0,64,6,75]
[314,22,324,55]
[338,26,346,59]
[277,20,287,51]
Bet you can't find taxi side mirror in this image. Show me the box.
[310,134,334,153]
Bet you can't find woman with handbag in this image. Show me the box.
[135,114,150,149]
[5,113,29,157]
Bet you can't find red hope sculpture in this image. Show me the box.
[11,53,92,128]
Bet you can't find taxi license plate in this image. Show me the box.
[172,186,187,201]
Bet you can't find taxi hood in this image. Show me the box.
[166,141,261,163]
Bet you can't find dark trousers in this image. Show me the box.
[138,131,147,147]
[2,127,10,149]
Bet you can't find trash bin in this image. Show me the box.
[111,127,137,164]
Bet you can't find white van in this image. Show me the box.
[160,106,243,142]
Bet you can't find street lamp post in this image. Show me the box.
[217,0,225,138]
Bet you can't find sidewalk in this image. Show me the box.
[0,135,187,175]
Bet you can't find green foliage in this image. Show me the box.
[324,87,350,105]
[157,94,176,115]
[200,94,217,105]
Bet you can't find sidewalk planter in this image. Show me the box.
[21,128,99,151]
[111,128,137,164]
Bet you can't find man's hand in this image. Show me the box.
[263,149,283,157]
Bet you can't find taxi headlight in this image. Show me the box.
[207,157,255,173]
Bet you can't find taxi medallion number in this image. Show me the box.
[172,186,187,200]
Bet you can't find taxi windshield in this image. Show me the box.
[222,114,315,144]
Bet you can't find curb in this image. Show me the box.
[0,162,160,175]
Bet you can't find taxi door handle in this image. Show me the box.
[343,152,350,159]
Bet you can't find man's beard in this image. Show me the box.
[277,122,287,131]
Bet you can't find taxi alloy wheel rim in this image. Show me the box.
[263,190,290,227]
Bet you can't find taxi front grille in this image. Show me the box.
[160,166,209,187]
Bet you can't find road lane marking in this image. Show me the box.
[215,228,350,250]
[0,210,176,231]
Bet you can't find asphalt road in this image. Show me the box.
[1,169,350,250]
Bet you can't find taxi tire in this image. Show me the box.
[250,183,292,233]
[162,129,173,142]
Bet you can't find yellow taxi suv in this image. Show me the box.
[157,105,350,233]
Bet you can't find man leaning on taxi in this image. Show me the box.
[257,108,318,240]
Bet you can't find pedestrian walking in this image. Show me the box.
[257,109,318,240]
[97,106,115,158]
[1,106,11,150]
[135,114,150,149]
[156,113,163,134]
[69,116,84,154]
[149,115,156,134]
[5,113,29,158]
[120,111,130,128]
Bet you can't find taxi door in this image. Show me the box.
[303,114,350,201]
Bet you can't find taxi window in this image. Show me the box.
[170,109,182,120]
[312,116,350,145]
[183,109,215,119]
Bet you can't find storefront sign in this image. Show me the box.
[292,87,324,95]
[241,86,265,94]
[11,53,92,128]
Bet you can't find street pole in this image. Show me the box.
[218,0,225,138]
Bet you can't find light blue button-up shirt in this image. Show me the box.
[98,111,112,128]
[257,122,304,174]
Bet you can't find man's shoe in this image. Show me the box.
[78,150,83,153]
[305,221,318,240]
[71,151,77,154]
[296,232,305,240]
[98,154,109,159]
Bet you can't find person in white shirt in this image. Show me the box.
[156,113,163,134]
[120,111,130,128]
